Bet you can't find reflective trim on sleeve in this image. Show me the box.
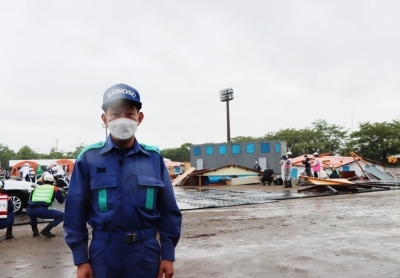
[98,189,108,212]
[145,187,155,210]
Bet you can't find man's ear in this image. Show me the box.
[101,113,107,125]
[138,111,144,125]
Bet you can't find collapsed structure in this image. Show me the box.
[172,151,399,191]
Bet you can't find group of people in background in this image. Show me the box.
[301,153,340,179]
[253,151,342,189]
[0,165,67,240]
[17,162,68,183]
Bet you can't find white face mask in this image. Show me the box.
[107,118,138,140]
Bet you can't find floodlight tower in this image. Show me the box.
[219,88,234,142]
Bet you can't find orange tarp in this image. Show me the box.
[10,161,39,177]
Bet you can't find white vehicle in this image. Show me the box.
[2,179,35,213]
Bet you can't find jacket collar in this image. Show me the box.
[100,135,150,156]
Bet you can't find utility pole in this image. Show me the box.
[219,88,234,142]
[102,123,108,140]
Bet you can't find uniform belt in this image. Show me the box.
[92,228,156,243]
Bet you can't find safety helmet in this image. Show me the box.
[255,161,258,164]
[286,151,292,156]
[24,163,29,167]
[43,173,55,183]
[329,165,333,168]
[51,162,58,167]
[313,152,319,156]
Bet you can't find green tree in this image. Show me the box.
[349,120,400,163]
[311,119,349,155]
[160,143,191,162]
[230,136,260,143]
[16,145,38,160]
[0,144,16,169]
[47,148,64,159]
[63,143,87,158]
[271,128,318,156]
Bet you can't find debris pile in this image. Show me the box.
[297,175,391,194]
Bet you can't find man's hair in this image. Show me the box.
[103,99,141,114]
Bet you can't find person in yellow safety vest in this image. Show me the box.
[0,181,15,239]
[27,173,65,238]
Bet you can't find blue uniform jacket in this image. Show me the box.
[64,136,182,265]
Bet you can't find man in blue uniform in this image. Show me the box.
[64,83,182,278]
[27,173,65,237]
[0,181,14,239]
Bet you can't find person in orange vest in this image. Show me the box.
[0,180,14,239]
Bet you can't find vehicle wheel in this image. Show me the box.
[8,193,24,214]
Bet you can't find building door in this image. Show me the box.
[196,159,204,170]
[258,157,267,171]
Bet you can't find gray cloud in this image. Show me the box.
[0,0,399,153]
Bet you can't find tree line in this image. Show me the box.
[0,143,86,168]
[1,119,399,168]
[161,119,400,165]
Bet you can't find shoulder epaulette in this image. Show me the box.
[77,141,105,160]
[140,143,160,154]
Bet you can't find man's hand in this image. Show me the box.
[157,260,174,278]
[76,263,93,278]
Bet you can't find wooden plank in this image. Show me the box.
[172,167,196,186]
[179,176,190,186]
[356,184,391,190]
[351,152,372,167]
[297,185,325,192]
[350,152,366,175]
[326,185,338,194]
[298,176,354,185]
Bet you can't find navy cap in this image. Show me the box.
[102,83,142,110]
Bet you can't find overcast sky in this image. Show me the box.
[1,0,399,154]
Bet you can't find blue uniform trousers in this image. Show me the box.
[0,212,14,230]
[90,232,160,278]
[27,206,64,227]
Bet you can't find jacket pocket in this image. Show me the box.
[137,176,164,211]
[90,175,118,212]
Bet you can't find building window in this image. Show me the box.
[261,143,270,153]
[232,144,241,154]
[218,145,227,155]
[193,146,201,156]
[275,142,280,153]
[174,167,181,174]
[205,146,214,155]
[246,143,255,154]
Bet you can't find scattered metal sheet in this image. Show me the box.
[366,173,379,180]
[365,167,394,180]
[384,171,397,179]
[14,186,400,225]
[176,189,278,210]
